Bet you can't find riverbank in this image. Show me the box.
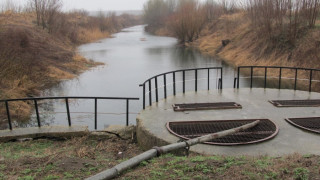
[0,134,318,179]
[0,11,141,127]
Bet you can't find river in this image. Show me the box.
[29,25,250,130]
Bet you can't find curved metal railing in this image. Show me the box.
[139,67,223,109]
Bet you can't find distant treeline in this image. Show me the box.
[144,0,320,45]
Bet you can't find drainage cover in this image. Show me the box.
[269,99,320,107]
[172,102,242,111]
[285,117,320,134]
[166,119,278,145]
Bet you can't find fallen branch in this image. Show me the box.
[86,120,260,180]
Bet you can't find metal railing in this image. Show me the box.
[1,96,139,130]
[234,66,320,92]
[139,67,223,109]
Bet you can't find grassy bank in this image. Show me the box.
[143,0,320,82]
[0,10,141,128]
[0,135,319,179]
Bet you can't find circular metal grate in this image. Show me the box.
[166,119,279,146]
[285,117,320,134]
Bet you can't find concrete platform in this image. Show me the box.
[0,125,89,142]
[137,88,320,156]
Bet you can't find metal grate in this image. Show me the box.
[173,102,242,111]
[269,99,320,107]
[166,119,278,145]
[286,117,320,134]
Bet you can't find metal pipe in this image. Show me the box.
[220,68,223,89]
[149,80,152,106]
[309,70,313,92]
[164,74,167,99]
[279,67,282,89]
[250,67,253,88]
[294,69,298,90]
[65,98,71,126]
[237,67,240,88]
[195,70,198,92]
[173,72,176,96]
[34,99,41,127]
[95,98,97,130]
[183,70,185,93]
[155,77,158,102]
[207,69,210,90]
[5,101,12,130]
[126,99,129,126]
[264,67,267,88]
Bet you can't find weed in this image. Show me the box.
[18,176,34,180]
[191,156,206,162]
[44,175,60,180]
[293,167,309,180]
[0,172,5,179]
[89,167,98,172]
[22,169,32,175]
[151,169,163,177]
[242,171,258,180]
[140,161,149,166]
[63,172,74,178]
[264,171,278,180]
[303,154,312,158]
[255,159,272,169]
[0,164,6,171]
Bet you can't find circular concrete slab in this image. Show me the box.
[137,88,320,156]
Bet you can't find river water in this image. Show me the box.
[29,25,250,130]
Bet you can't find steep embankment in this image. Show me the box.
[0,12,120,124]
[193,13,320,69]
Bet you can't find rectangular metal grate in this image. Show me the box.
[173,102,242,111]
[166,119,278,145]
[269,99,320,107]
[286,117,320,134]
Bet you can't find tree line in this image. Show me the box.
[144,0,320,45]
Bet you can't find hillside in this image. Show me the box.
[0,11,141,127]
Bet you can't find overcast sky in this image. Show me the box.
[0,0,150,11]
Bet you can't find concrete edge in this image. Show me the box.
[0,125,89,142]
[136,115,169,150]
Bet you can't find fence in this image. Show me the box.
[0,96,139,130]
[139,67,223,109]
[234,66,320,92]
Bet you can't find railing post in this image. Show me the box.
[65,98,71,126]
[142,84,145,109]
[149,80,152,106]
[220,68,223,89]
[94,98,97,130]
[279,67,282,89]
[294,69,298,90]
[183,70,185,93]
[309,70,313,92]
[164,74,167,99]
[34,99,41,127]
[250,67,253,88]
[237,67,240,88]
[264,67,267,88]
[173,72,176,95]
[126,99,129,126]
[155,77,158,102]
[5,101,12,130]
[207,69,210,90]
[195,70,198,92]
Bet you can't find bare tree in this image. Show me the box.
[29,0,62,32]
